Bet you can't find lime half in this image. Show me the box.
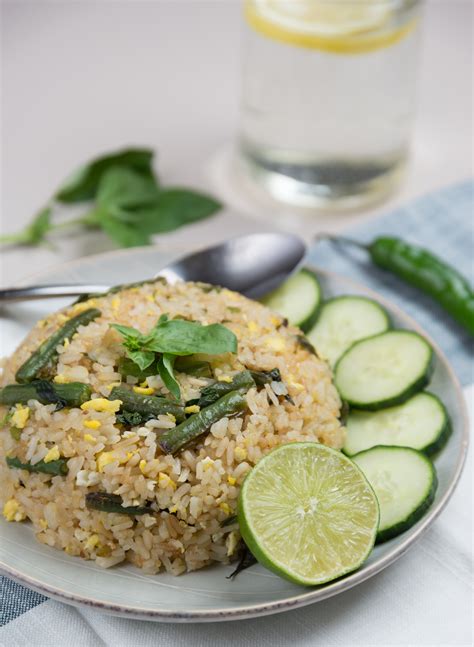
[237,442,379,586]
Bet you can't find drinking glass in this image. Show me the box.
[239,0,423,208]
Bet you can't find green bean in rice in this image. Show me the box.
[0,280,344,575]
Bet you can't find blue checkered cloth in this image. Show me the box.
[308,179,474,386]
[1,179,473,626]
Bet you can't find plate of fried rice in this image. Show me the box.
[0,245,468,622]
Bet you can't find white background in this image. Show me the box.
[1,0,472,287]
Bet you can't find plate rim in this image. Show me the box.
[0,247,469,622]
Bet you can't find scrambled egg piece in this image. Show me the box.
[264,336,286,351]
[96,450,133,472]
[139,459,148,475]
[44,446,60,463]
[111,297,121,310]
[3,499,26,522]
[84,419,101,430]
[184,405,200,414]
[85,534,100,549]
[96,452,117,472]
[219,502,232,515]
[158,472,177,490]
[166,413,176,423]
[227,475,236,486]
[133,386,154,396]
[83,434,96,443]
[11,405,30,429]
[247,321,259,333]
[53,374,68,384]
[234,447,247,462]
[81,398,122,413]
[217,376,233,383]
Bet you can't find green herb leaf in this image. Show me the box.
[0,207,52,247]
[96,167,160,210]
[157,353,180,400]
[130,188,221,235]
[111,323,145,341]
[112,317,236,392]
[126,349,156,372]
[147,319,238,356]
[111,324,156,370]
[56,148,155,203]
[117,357,157,380]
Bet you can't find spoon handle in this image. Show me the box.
[0,284,110,304]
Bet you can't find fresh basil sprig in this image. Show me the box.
[0,148,221,249]
[55,148,155,203]
[112,315,237,399]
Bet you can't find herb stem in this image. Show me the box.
[48,215,97,233]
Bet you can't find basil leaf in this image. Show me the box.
[100,214,152,247]
[157,353,180,400]
[133,188,221,235]
[96,167,160,210]
[147,320,237,356]
[111,323,145,340]
[127,349,156,372]
[56,148,154,203]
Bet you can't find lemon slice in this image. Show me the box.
[245,0,417,54]
[237,442,379,586]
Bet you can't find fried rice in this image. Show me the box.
[0,280,344,575]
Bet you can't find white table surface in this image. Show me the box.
[1,0,473,288]
[1,2,473,646]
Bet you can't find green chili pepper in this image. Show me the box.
[159,390,247,454]
[322,235,474,336]
[6,455,68,476]
[15,308,101,383]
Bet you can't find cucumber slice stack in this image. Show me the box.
[267,269,451,546]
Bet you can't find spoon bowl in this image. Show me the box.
[0,233,306,303]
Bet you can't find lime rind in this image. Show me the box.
[238,442,379,586]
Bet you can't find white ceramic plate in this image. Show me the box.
[0,246,469,622]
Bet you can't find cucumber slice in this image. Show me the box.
[307,296,390,367]
[352,446,437,543]
[260,269,321,332]
[344,392,451,457]
[335,330,433,410]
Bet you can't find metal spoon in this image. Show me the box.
[0,232,306,303]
